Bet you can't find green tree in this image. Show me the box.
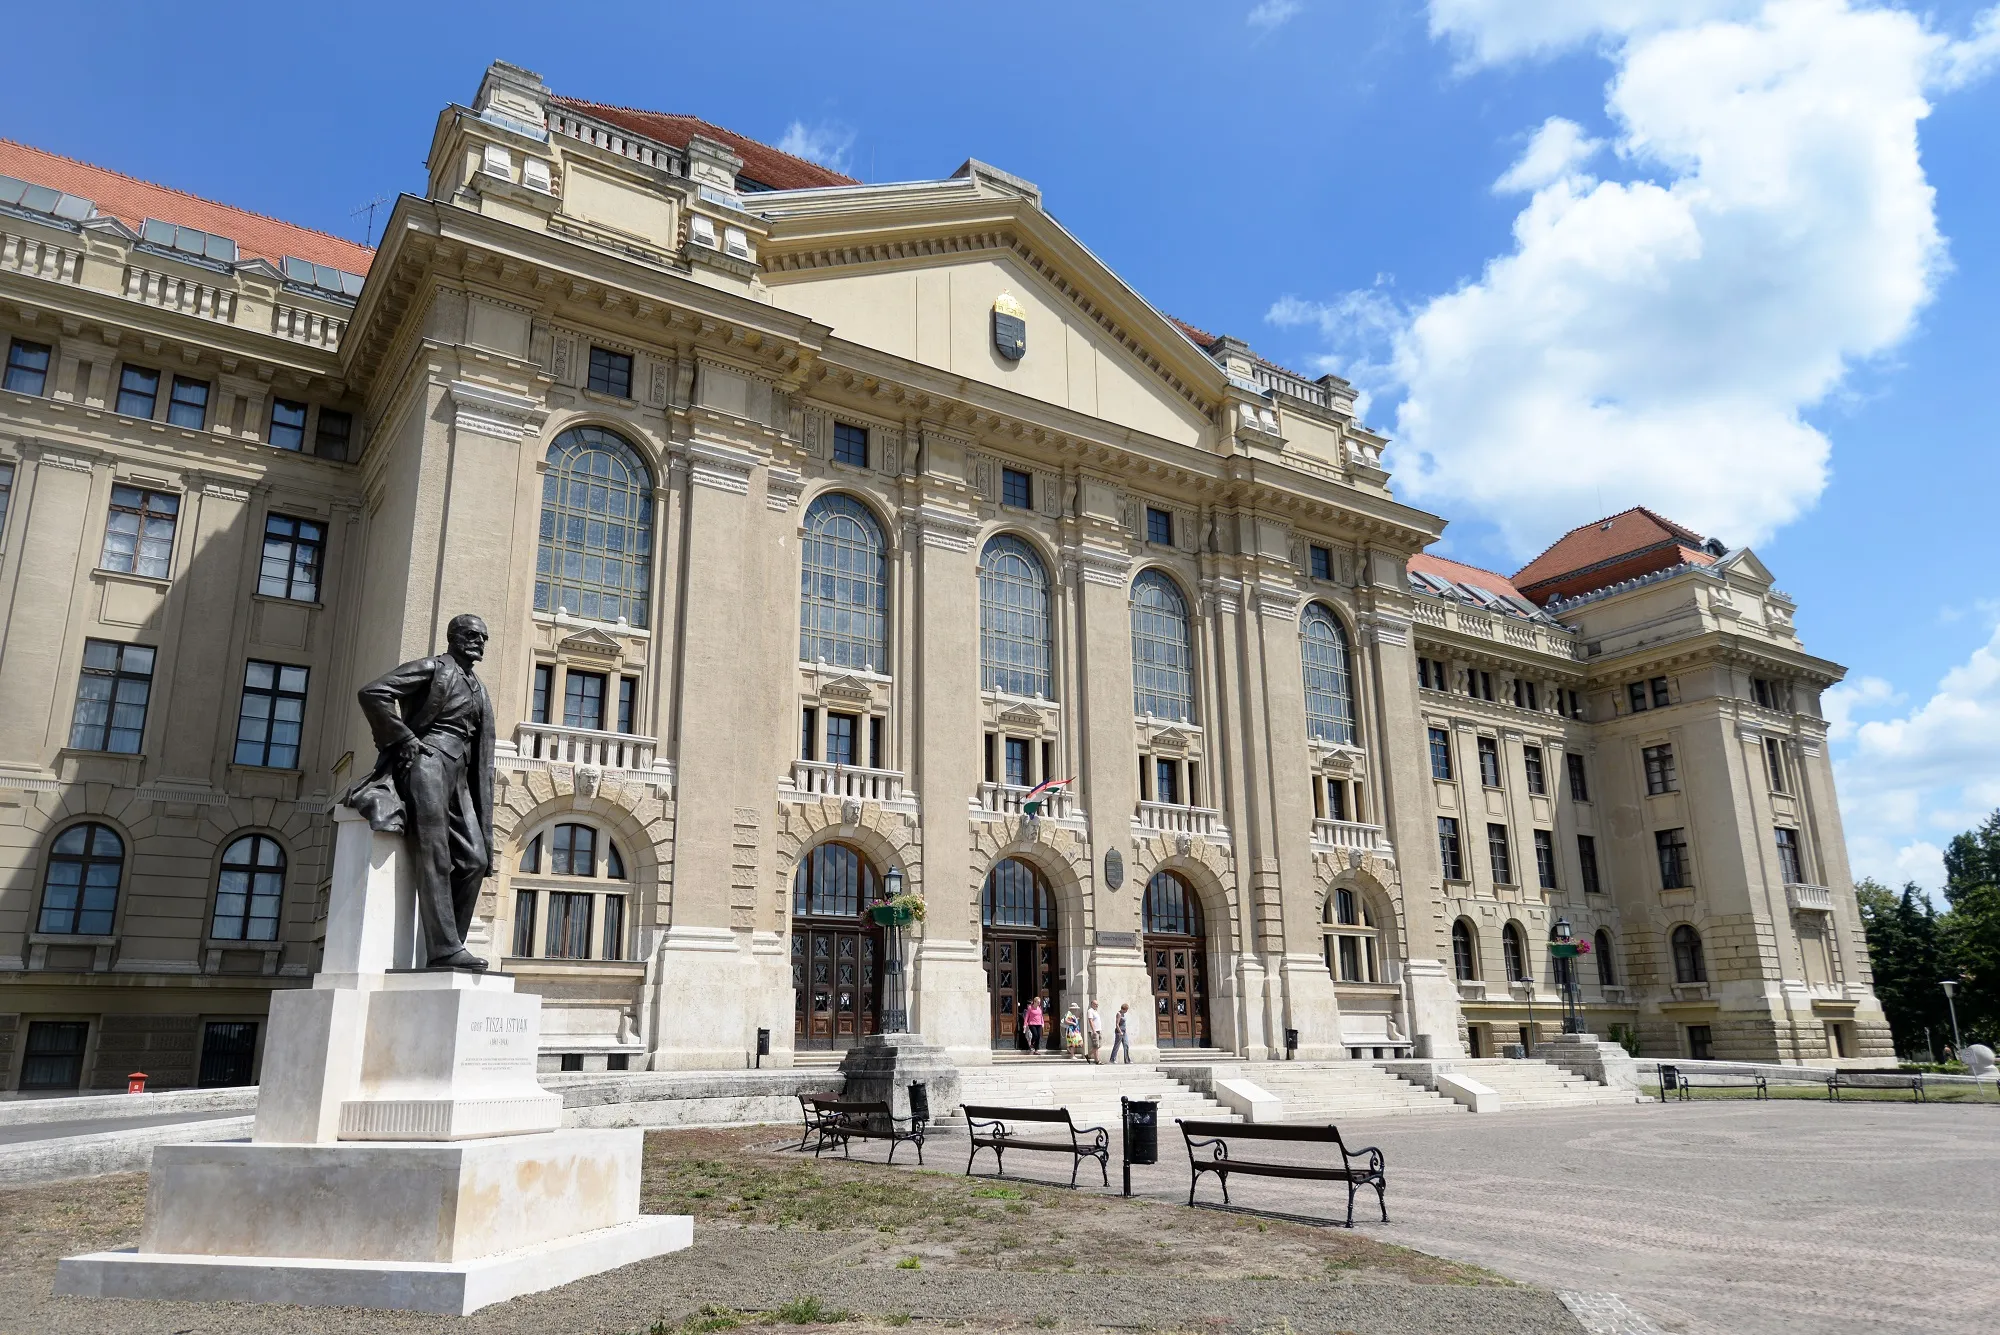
[1937,808,2000,1046]
[1856,878,1947,1056]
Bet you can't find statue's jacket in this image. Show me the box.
[344,654,496,853]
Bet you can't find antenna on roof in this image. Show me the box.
[350,195,390,248]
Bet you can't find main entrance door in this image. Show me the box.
[1143,870,1210,1047]
[981,857,1058,1050]
[790,842,884,1051]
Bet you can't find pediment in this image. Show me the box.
[1715,547,1776,590]
[1149,727,1192,754]
[816,673,876,703]
[998,703,1045,727]
[557,626,624,658]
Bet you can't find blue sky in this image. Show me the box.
[5,0,1998,893]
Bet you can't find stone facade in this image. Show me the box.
[0,61,1890,1090]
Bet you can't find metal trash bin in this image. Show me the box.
[1120,1096,1158,1196]
[1658,1064,1681,1101]
[908,1081,930,1127]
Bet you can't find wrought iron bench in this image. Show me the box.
[804,1097,927,1164]
[962,1104,1110,1186]
[796,1093,845,1152]
[1827,1071,1926,1102]
[1661,1067,1768,1100]
[1177,1119,1387,1227]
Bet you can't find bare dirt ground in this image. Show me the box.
[0,1125,1582,1335]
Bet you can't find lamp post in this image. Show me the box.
[1522,970,1535,1055]
[1555,917,1585,1034]
[881,866,908,1034]
[1942,979,1963,1058]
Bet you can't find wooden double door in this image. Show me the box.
[792,919,883,1050]
[1147,932,1210,1047]
[983,929,1060,1051]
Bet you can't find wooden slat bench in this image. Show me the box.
[962,1105,1110,1186]
[803,1097,926,1164]
[1177,1119,1387,1227]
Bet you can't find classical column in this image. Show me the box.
[0,446,102,766]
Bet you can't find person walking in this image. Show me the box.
[1086,999,1104,1064]
[1022,996,1045,1054]
[1107,1002,1133,1064]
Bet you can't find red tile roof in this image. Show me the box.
[1409,552,1540,608]
[1512,507,1715,606]
[1168,315,1223,351]
[549,98,858,192]
[0,139,373,274]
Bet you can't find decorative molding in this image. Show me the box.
[1254,585,1300,622]
[447,380,546,442]
[1202,576,1243,617]
[557,626,623,658]
[133,783,232,807]
[686,439,759,495]
[1360,611,1412,647]
[201,481,251,502]
[914,503,980,553]
[766,466,804,512]
[1075,544,1132,588]
[40,451,96,475]
[647,358,671,408]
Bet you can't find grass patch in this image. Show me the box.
[970,1186,1022,1199]
[773,1295,854,1324]
[896,1256,921,1270]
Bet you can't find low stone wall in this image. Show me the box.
[0,1116,256,1186]
[549,1069,844,1130]
[0,1087,257,1128]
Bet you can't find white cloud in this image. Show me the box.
[1494,117,1602,194]
[776,120,856,174]
[1428,0,1759,66]
[1832,620,2000,894]
[1248,0,1303,31]
[1266,285,1405,417]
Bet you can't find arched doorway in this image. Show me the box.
[1143,870,1211,1048]
[791,842,884,1050]
[981,857,1058,1051]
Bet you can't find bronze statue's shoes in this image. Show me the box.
[429,950,490,971]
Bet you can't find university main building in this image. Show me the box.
[0,63,1888,1091]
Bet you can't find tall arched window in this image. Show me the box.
[212,834,285,941]
[982,857,1051,929]
[793,842,878,918]
[1301,604,1357,745]
[39,823,123,935]
[1143,870,1203,935]
[1325,884,1382,983]
[1671,924,1707,983]
[1451,919,1478,980]
[535,426,655,626]
[800,494,888,671]
[512,821,630,962]
[979,535,1051,698]
[1594,928,1617,985]
[1502,922,1527,982]
[1131,570,1194,721]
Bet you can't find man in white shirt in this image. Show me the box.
[1086,999,1103,1064]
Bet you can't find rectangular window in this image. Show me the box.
[545,891,592,959]
[1155,758,1180,806]
[1188,761,1201,804]
[1564,688,1584,720]
[1471,670,1494,701]
[1438,816,1463,880]
[1138,752,1151,801]
[984,732,997,784]
[532,665,552,725]
[1041,740,1054,786]
[1310,545,1333,581]
[800,707,818,761]
[1578,835,1602,894]
[1146,506,1174,546]
[6,339,52,394]
[234,660,309,768]
[869,715,886,769]
[563,670,606,731]
[315,408,353,462]
[70,639,154,753]
[513,890,537,958]
[1643,744,1678,795]
[1523,746,1546,795]
[1428,727,1452,780]
[1488,823,1513,884]
[116,364,160,418]
[602,894,625,961]
[256,513,323,601]
[832,421,869,468]
[101,484,179,579]
[1628,681,1649,713]
[1337,935,1361,982]
[20,1021,88,1092]
[1775,827,1804,884]
[1534,829,1557,889]
[1765,737,1787,792]
[826,711,858,767]
[1477,736,1502,788]
[1001,467,1032,510]
[267,398,308,450]
[1656,827,1691,889]
[617,676,637,734]
[1004,736,1031,788]
[1325,778,1348,822]
[1512,679,1538,710]
[587,347,633,398]
[1687,1024,1713,1060]
[1650,676,1670,707]
[167,375,209,429]
[1566,752,1590,802]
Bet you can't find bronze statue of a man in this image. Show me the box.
[344,614,497,970]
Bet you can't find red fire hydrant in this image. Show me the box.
[126,1072,147,1094]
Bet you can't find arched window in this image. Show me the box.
[1671,924,1707,983]
[1301,604,1357,745]
[793,842,878,918]
[982,857,1051,929]
[1595,928,1616,985]
[1451,919,1478,980]
[1502,922,1527,983]
[511,821,630,962]
[535,426,654,626]
[39,823,123,935]
[1131,570,1194,721]
[979,535,1051,698]
[1325,884,1382,983]
[1143,870,1203,935]
[800,494,888,671]
[212,834,284,941]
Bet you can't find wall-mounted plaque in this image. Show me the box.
[1104,847,1124,890]
[993,292,1027,361]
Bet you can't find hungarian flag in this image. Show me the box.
[1022,776,1073,817]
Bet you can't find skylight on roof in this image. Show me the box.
[282,256,365,299]
[141,217,238,264]
[0,174,95,222]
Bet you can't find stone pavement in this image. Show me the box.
[893,1099,1999,1335]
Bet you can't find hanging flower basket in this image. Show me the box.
[869,894,925,926]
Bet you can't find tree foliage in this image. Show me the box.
[1862,810,2000,1053]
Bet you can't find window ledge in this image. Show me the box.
[577,387,636,408]
[91,567,172,589]
[28,932,117,947]
[250,592,323,610]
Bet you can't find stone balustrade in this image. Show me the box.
[273,303,346,349]
[512,723,660,773]
[2,230,83,283]
[1785,882,1834,912]
[1311,818,1391,857]
[789,760,905,804]
[1134,800,1225,840]
[975,781,1078,821]
[123,266,238,321]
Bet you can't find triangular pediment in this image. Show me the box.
[1714,547,1776,591]
[557,626,624,658]
[817,673,876,702]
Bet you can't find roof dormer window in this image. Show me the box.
[141,218,237,264]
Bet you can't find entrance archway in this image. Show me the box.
[790,842,885,1050]
[1143,869,1211,1048]
[981,857,1059,1051]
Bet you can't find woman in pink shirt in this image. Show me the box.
[1022,997,1045,1054]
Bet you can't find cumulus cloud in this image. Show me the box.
[1274,0,2000,560]
[777,120,856,174]
[1248,0,1304,31]
[1266,285,1404,416]
[1831,620,2000,894]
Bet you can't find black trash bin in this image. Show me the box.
[908,1081,930,1127]
[1120,1096,1158,1195]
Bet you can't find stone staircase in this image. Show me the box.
[943,1057,1237,1129]
[1214,1061,1465,1120]
[1439,1058,1641,1109]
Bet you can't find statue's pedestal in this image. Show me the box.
[56,809,690,1314]
[839,1032,960,1123]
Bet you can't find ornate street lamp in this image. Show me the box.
[1555,917,1585,1034]
[880,866,908,1034]
[1942,978,1963,1058]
